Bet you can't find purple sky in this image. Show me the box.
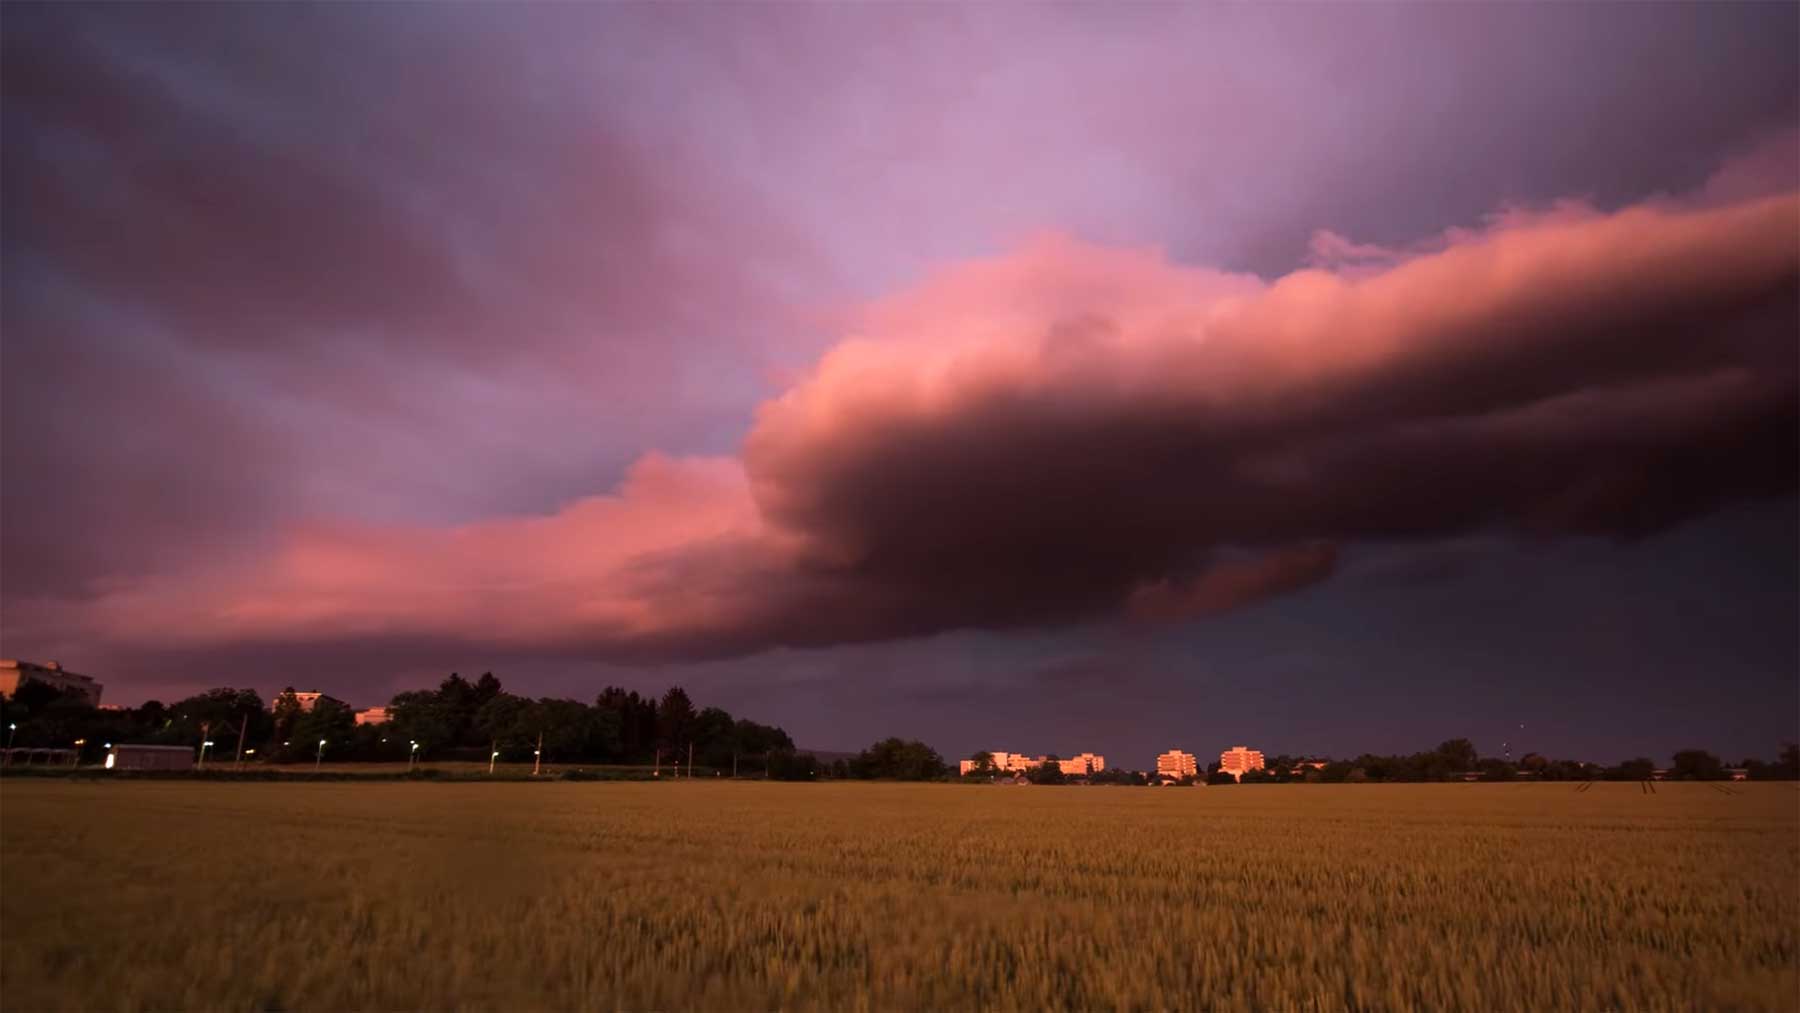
[4,3,1796,767]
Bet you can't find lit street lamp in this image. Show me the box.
[409,740,420,771]
[6,723,16,750]
[315,738,327,770]
[490,748,500,775]
[200,739,215,766]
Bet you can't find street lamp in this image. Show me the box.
[490,748,500,775]
[6,723,15,750]
[200,740,215,766]
[315,738,326,770]
[409,740,420,771]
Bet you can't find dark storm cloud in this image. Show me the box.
[745,195,1797,637]
[19,179,1792,666]
[1,3,1795,717]
[2,3,825,597]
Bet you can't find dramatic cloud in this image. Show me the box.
[15,174,1794,661]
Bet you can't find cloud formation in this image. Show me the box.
[17,174,1794,661]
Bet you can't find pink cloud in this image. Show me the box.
[18,159,1796,661]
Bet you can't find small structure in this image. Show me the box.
[1,747,79,767]
[1726,767,1749,782]
[106,744,195,771]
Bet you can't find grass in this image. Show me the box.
[2,781,1795,1010]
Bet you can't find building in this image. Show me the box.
[958,751,1104,777]
[354,706,391,726]
[1219,745,1265,781]
[1289,759,1328,776]
[0,659,104,707]
[105,744,194,771]
[1057,753,1105,776]
[1156,750,1198,779]
[959,751,1037,776]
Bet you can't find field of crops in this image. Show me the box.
[3,780,1795,1010]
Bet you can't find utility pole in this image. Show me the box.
[732,751,738,779]
[654,747,661,778]
[687,742,693,780]
[234,717,249,767]
[532,731,543,777]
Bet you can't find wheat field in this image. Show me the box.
[2,779,1794,1010]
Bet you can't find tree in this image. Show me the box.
[530,698,599,760]
[291,696,355,758]
[1670,749,1725,781]
[595,687,656,761]
[657,687,697,758]
[268,688,306,748]
[1206,769,1237,785]
[1609,757,1656,781]
[1437,738,1478,772]
[167,688,267,760]
[1477,758,1516,782]
[767,751,818,781]
[692,707,738,768]
[852,738,948,780]
[474,693,531,747]
[732,719,794,762]
[472,672,504,709]
[1027,760,1067,785]
[388,690,454,757]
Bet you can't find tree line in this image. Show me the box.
[0,673,795,774]
[3,679,1793,783]
[960,738,1800,785]
[0,674,962,781]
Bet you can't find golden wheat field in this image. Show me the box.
[2,779,1795,1010]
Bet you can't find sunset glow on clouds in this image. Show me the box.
[4,3,1795,759]
[28,176,1794,659]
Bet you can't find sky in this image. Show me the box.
[3,2,1797,768]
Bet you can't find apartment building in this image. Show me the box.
[0,660,104,707]
[1219,745,1265,781]
[1156,749,1197,779]
[1057,753,1105,776]
[959,751,1106,777]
